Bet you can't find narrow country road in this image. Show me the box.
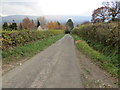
[3,34,83,88]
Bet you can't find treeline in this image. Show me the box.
[3,20,18,30]
[2,16,74,31]
[2,18,36,31]
[76,1,120,27]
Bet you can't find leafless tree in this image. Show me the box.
[37,17,47,29]
[92,6,110,23]
[103,1,120,21]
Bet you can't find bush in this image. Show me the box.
[72,23,119,77]
[1,30,64,50]
[72,35,119,77]
[72,22,120,56]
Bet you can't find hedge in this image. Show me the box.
[72,22,120,56]
[1,30,64,50]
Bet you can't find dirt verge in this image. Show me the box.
[75,48,118,88]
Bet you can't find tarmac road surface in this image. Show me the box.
[3,34,83,88]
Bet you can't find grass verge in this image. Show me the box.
[2,34,64,64]
[72,35,118,77]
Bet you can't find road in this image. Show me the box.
[3,34,83,88]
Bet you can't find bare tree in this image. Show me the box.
[92,6,110,23]
[37,17,47,29]
[103,1,120,21]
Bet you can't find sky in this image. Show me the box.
[1,0,113,16]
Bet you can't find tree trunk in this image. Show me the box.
[111,15,116,21]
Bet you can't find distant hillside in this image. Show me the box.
[2,15,91,26]
[2,15,38,23]
[45,15,91,26]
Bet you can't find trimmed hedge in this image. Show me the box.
[1,30,64,50]
[72,22,120,56]
[72,35,118,77]
[72,22,119,77]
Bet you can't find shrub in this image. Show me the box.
[72,22,119,77]
[72,22,120,56]
[1,30,64,50]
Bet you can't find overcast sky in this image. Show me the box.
[1,0,113,16]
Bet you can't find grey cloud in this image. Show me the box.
[2,0,36,2]
[2,2,36,7]
[1,1,43,16]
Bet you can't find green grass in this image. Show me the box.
[72,35,118,77]
[2,34,64,64]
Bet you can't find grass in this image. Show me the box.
[72,35,118,77]
[83,38,118,57]
[2,34,64,64]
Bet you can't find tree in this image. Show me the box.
[37,20,40,27]
[103,1,120,21]
[92,6,110,23]
[2,22,8,30]
[9,24,13,30]
[37,17,47,29]
[19,23,23,30]
[92,18,102,23]
[22,17,35,30]
[7,20,18,30]
[66,19,74,30]
[118,14,120,19]
[12,20,17,30]
[12,22,17,30]
[46,21,59,30]
[57,21,61,25]
[31,19,35,28]
[31,20,34,24]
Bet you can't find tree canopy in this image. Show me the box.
[66,19,74,30]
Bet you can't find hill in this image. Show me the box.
[1,15,91,26]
